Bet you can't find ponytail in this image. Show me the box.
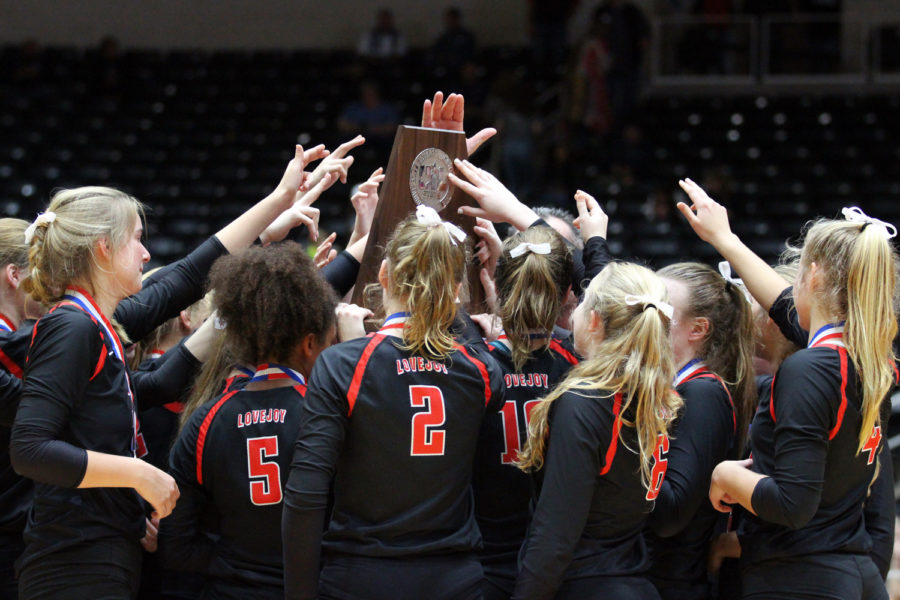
[384,214,468,361]
[802,218,898,454]
[658,262,757,452]
[495,227,573,370]
[517,262,682,492]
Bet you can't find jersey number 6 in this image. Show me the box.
[410,385,446,456]
[645,434,670,501]
[247,436,282,505]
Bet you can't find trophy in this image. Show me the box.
[351,125,485,314]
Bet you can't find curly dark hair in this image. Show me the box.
[209,242,337,365]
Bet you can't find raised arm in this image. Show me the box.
[677,178,789,311]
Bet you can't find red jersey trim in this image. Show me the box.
[293,383,307,397]
[0,347,23,379]
[163,401,184,414]
[683,370,737,435]
[827,345,849,440]
[892,361,899,385]
[195,390,240,484]
[549,339,579,365]
[769,375,777,423]
[454,343,492,407]
[347,334,388,417]
[599,393,623,476]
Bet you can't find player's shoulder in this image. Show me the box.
[677,374,729,400]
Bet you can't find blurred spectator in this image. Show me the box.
[529,0,579,76]
[573,10,613,136]
[87,36,126,98]
[486,74,537,201]
[595,0,649,127]
[611,123,648,177]
[458,62,490,133]
[11,38,43,83]
[431,7,476,74]
[357,9,407,60]
[337,81,399,152]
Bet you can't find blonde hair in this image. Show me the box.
[517,262,682,491]
[658,262,757,452]
[800,219,898,454]
[22,186,145,306]
[0,218,30,270]
[384,215,467,361]
[131,292,214,370]
[495,227,573,370]
[179,334,236,431]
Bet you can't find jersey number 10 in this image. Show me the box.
[247,436,282,505]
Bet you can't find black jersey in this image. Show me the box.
[282,321,506,600]
[739,325,880,569]
[10,293,146,572]
[473,336,579,592]
[513,389,671,600]
[160,365,307,599]
[648,363,736,599]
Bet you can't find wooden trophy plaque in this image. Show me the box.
[351,125,485,315]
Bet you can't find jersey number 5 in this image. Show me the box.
[410,385,446,456]
[247,436,282,505]
[645,434,669,501]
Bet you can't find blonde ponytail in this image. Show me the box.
[517,262,682,491]
[384,215,468,361]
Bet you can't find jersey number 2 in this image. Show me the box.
[247,436,282,505]
[410,385,446,456]
[645,434,670,501]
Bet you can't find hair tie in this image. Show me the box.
[624,294,674,320]
[718,261,753,303]
[509,242,552,258]
[24,211,57,245]
[415,205,467,246]
[841,206,897,239]
[214,316,227,330]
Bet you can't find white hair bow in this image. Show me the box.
[23,212,56,245]
[416,205,467,245]
[624,294,674,320]
[841,206,897,239]
[718,261,752,303]
[509,242,552,258]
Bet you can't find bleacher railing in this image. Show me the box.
[650,14,898,89]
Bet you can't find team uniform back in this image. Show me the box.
[514,389,667,600]
[284,328,506,600]
[164,380,306,600]
[740,340,885,598]
[473,336,578,598]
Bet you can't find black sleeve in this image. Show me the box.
[650,379,734,537]
[513,392,605,600]
[114,236,227,342]
[0,368,23,427]
[158,405,215,573]
[451,308,489,351]
[131,341,201,409]
[319,250,360,297]
[864,440,894,580]
[580,236,611,288]
[768,287,808,348]
[750,354,830,529]
[282,354,350,600]
[10,311,95,488]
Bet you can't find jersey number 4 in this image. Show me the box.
[247,436,282,505]
[410,385,446,456]
[863,425,882,466]
[499,400,540,464]
[645,434,670,501]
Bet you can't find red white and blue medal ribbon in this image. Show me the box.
[0,313,15,332]
[149,348,165,360]
[674,358,706,387]
[234,365,254,377]
[249,363,306,386]
[62,286,139,456]
[809,322,845,348]
[379,311,410,333]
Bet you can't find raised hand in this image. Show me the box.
[314,232,338,269]
[349,167,385,246]
[448,159,537,230]
[473,217,502,278]
[676,178,734,248]
[335,302,374,342]
[276,144,329,199]
[421,91,497,156]
[260,200,324,244]
[304,135,366,194]
[573,190,609,241]
[470,310,502,341]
